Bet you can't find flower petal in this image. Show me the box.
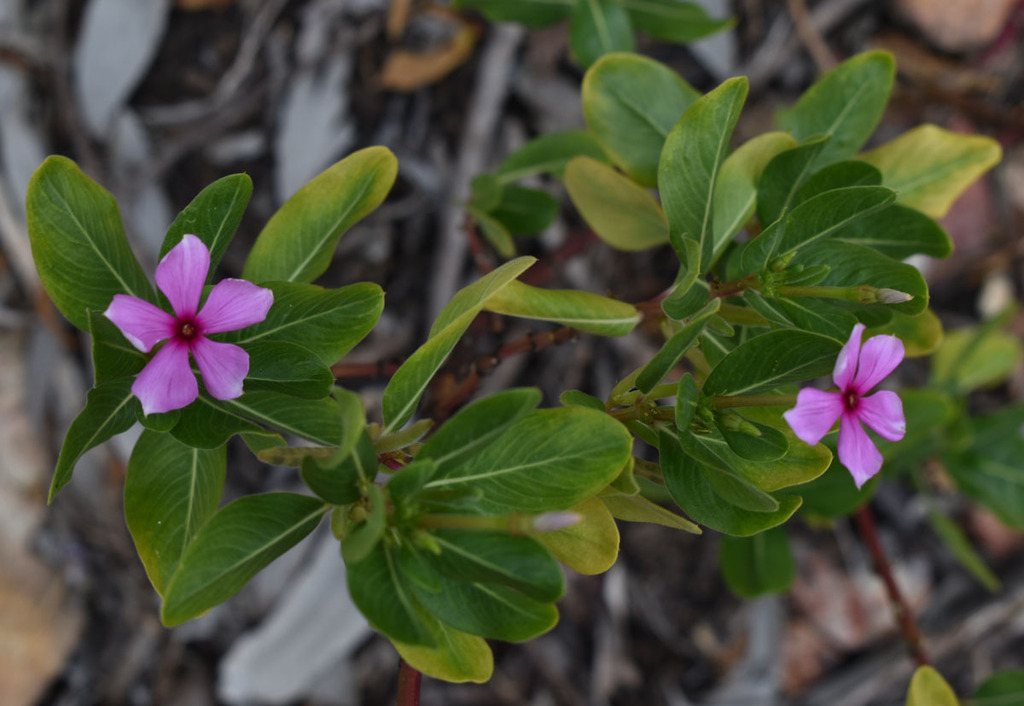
[833,323,865,391]
[783,388,844,446]
[838,412,883,488]
[857,390,906,442]
[851,333,904,394]
[194,279,274,334]
[156,234,210,319]
[104,294,176,352]
[191,336,249,400]
[132,338,199,415]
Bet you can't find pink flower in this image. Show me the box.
[104,234,273,416]
[783,323,906,488]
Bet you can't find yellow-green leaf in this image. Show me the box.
[861,125,1001,219]
[485,279,640,336]
[564,155,669,250]
[906,666,959,706]
[601,493,701,533]
[535,497,619,574]
[394,624,494,684]
[243,147,398,283]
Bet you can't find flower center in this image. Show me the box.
[844,390,859,412]
[178,320,199,340]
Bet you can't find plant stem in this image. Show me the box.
[853,504,930,667]
[396,660,422,706]
[710,393,797,409]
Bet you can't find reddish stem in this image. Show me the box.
[396,660,422,706]
[853,504,930,667]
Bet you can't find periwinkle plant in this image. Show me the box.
[28,49,1020,701]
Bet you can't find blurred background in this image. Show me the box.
[1,0,1023,704]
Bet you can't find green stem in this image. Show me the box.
[711,393,797,409]
[775,284,879,303]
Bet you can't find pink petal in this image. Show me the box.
[851,334,904,394]
[132,338,199,415]
[838,412,883,488]
[191,336,249,400]
[194,279,274,334]
[833,323,864,391]
[156,234,210,319]
[783,388,844,446]
[857,390,905,442]
[104,294,176,352]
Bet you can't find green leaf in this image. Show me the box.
[777,296,859,339]
[429,529,564,602]
[382,257,535,432]
[660,430,802,536]
[49,377,139,502]
[702,329,842,397]
[243,147,398,283]
[906,666,959,706]
[926,507,999,592]
[974,670,1024,705]
[171,394,266,448]
[793,239,928,316]
[743,185,896,270]
[637,299,719,392]
[418,388,541,468]
[791,159,882,208]
[719,526,794,598]
[582,53,700,187]
[756,136,830,227]
[488,185,560,235]
[484,279,641,336]
[424,407,631,513]
[161,493,328,626]
[569,0,634,69]
[931,325,1023,394]
[675,373,698,430]
[411,573,559,642]
[90,310,146,383]
[561,389,605,411]
[946,405,1024,530]
[866,309,944,358]
[659,76,748,270]
[452,0,571,27]
[535,497,619,574]
[346,543,436,646]
[160,173,252,272]
[220,390,344,446]
[470,174,504,211]
[784,456,874,518]
[26,155,155,331]
[712,132,797,262]
[718,418,789,462]
[341,484,387,563]
[125,431,226,596]
[834,204,952,259]
[779,50,895,168]
[601,493,701,533]
[496,130,609,182]
[228,281,384,366]
[244,341,334,398]
[564,156,669,251]
[623,0,732,43]
[301,431,375,505]
[394,622,493,684]
[861,124,1002,219]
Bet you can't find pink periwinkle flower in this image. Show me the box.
[783,323,906,488]
[104,234,273,416]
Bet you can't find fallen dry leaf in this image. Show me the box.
[380,22,479,91]
[897,0,1018,53]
